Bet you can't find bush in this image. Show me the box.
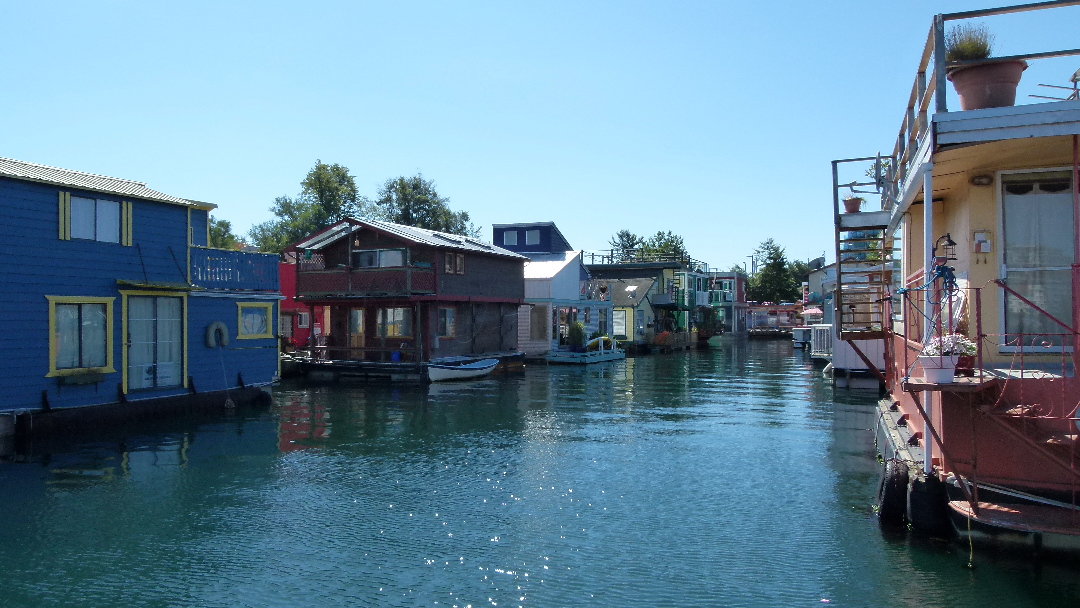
[945,23,993,63]
[568,322,586,347]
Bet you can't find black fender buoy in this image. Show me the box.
[206,321,230,348]
[878,458,909,526]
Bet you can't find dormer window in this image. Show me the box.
[526,230,540,245]
[503,231,518,246]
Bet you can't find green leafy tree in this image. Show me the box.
[209,215,241,250]
[608,229,642,261]
[249,160,365,254]
[748,239,799,303]
[641,230,688,262]
[374,174,478,236]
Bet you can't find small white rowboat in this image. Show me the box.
[427,358,499,382]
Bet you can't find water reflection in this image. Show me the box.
[1,341,1078,607]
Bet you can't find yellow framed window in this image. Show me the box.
[46,296,116,377]
[58,192,132,245]
[237,302,275,339]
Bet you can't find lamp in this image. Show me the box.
[932,233,957,264]
[970,175,993,186]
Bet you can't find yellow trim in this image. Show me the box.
[45,295,116,377]
[123,200,133,246]
[186,209,192,283]
[237,302,276,339]
[58,192,71,240]
[119,290,189,393]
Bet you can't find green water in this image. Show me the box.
[2,340,1078,607]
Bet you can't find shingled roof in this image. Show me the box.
[294,218,527,259]
[0,156,213,209]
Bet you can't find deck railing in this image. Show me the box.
[583,249,710,272]
[190,247,279,291]
[887,1,1080,210]
[297,266,437,297]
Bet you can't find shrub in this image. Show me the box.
[944,23,993,63]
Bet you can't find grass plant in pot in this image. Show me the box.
[918,333,977,384]
[944,22,1026,111]
[843,194,864,213]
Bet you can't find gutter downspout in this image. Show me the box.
[923,166,935,476]
[1073,135,1079,373]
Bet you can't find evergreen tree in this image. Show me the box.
[608,229,642,261]
[748,239,799,302]
[374,174,478,237]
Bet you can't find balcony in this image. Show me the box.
[190,247,278,291]
[297,261,436,298]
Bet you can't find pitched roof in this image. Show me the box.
[0,156,213,210]
[294,218,527,259]
[605,277,656,307]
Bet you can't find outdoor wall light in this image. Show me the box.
[970,174,993,186]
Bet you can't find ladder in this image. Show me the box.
[834,211,891,341]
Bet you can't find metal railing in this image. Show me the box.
[889,2,1080,208]
[584,249,710,272]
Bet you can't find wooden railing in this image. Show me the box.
[297,267,436,297]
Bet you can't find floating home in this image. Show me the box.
[832,2,1080,552]
[0,157,280,439]
[285,218,526,380]
[491,222,612,358]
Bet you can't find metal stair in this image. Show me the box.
[834,210,891,341]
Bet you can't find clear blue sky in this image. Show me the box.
[3,1,1077,271]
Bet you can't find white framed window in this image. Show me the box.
[526,230,540,245]
[237,302,275,339]
[297,311,310,328]
[438,307,456,338]
[46,296,116,376]
[503,231,518,246]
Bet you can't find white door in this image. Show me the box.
[128,296,183,389]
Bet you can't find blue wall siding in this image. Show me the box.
[0,177,278,413]
[186,296,278,393]
[190,210,208,247]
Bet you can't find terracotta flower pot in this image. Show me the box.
[843,198,863,213]
[947,60,1027,111]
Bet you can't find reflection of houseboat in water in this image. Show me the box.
[833,3,1080,553]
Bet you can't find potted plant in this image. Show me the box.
[918,333,978,383]
[944,23,1026,111]
[843,194,864,213]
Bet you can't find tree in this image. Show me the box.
[374,174,478,236]
[249,160,365,254]
[748,239,799,303]
[640,230,688,262]
[209,215,241,249]
[608,230,642,262]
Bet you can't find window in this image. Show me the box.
[445,253,455,274]
[612,309,627,337]
[526,230,540,245]
[378,308,412,337]
[46,296,116,376]
[281,314,294,338]
[598,309,608,336]
[127,295,183,389]
[353,249,405,268]
[438,307,456,338]
[584,307,590,323]
[297,311,310,328]
[58,193,130,244]
[503,231,518,246]
[456,253,465,274]
[635,310,645,335]
[530,305,548,340]
[237,302,275,339]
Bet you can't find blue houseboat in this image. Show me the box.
[0,157,280,438]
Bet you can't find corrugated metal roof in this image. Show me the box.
[365,219,525,258]
[297,219,526,259]
[0,157,213,210]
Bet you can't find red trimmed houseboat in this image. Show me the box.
[832,3,1080,553]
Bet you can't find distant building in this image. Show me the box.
[492,222,611,356]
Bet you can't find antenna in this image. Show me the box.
[1028,68,1079,101]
